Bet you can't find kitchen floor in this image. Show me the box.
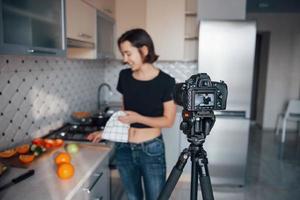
[119,126,300,200]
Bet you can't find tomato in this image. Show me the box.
[54,139,64,148]
[32,138,45,146]
[44,139,55,149]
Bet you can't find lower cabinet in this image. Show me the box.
[72,158,110,200]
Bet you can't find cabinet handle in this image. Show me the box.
[104,8,112,14]
[82,172,103,193]
[27,49,56,55]
[78,33,92,39]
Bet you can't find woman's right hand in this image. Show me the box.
[86,131,102,143]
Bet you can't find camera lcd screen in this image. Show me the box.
[194,92,214,107]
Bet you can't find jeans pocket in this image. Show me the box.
[143,138,164,157]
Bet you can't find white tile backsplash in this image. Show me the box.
[0,55,105,150]
[0,56,197,151]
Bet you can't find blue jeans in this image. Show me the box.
[115,135,166,200]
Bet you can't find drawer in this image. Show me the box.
[72,162,110,200]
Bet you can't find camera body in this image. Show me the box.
[174,73,228,112]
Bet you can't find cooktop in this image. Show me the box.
[45,124,105,143]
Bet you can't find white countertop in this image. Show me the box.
[0,143,112,200]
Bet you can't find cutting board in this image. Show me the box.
[0,156,28,169]
[0,148,57,169]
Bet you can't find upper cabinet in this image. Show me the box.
[0,0,66,56]
[66,0,97,59]
[97,12,115,59]
[66,0,96,43]
[83,0,115,19]
[66,0,115,59]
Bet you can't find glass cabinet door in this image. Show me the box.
[0,0,65,56]
[97,12,114,59]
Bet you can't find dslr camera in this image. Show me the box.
[174,73,228,112]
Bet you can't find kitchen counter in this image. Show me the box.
[0,143,112,200]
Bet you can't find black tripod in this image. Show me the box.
[158,111,215,200]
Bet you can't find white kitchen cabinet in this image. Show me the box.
[72,156,110,200]
[83,0,115,19]
[98,0,115,19]
[66,0,97,59]
[66,0,96,43]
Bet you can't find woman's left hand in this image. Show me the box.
[118,111,141,124]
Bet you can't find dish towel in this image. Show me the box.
[102,111,129,143]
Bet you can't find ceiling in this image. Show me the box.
[247,0,300,13]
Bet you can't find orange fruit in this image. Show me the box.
[0,149,17,158]
[16,144,30,154]
[55,152,71,165]
[57,163,75,179]
[19,154,35,163]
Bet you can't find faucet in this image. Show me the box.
[98,83,112,112]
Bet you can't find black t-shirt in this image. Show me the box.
[117,68,176,128]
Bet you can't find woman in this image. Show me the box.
[87,28,176,200]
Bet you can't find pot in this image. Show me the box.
[90,113,112,128]
[71,112,93,125]
[71,110,114,128]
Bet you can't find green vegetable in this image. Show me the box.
[66,143,79,154]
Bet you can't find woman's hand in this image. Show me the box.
[118,111,141,124]
[86,131,102,143]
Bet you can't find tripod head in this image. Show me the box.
[180,109,216,145]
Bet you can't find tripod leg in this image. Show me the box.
[197,156,214,200]
[157,149,190,200]
[190,152,198,200]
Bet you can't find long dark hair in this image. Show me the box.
[118,29,159,63]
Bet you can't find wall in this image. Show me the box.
[198,0,246,20]
[0,55,105,151]
[146,0,185,60]
[115,0,146,59]
[115,0,185,61]
[247,13,300,129]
